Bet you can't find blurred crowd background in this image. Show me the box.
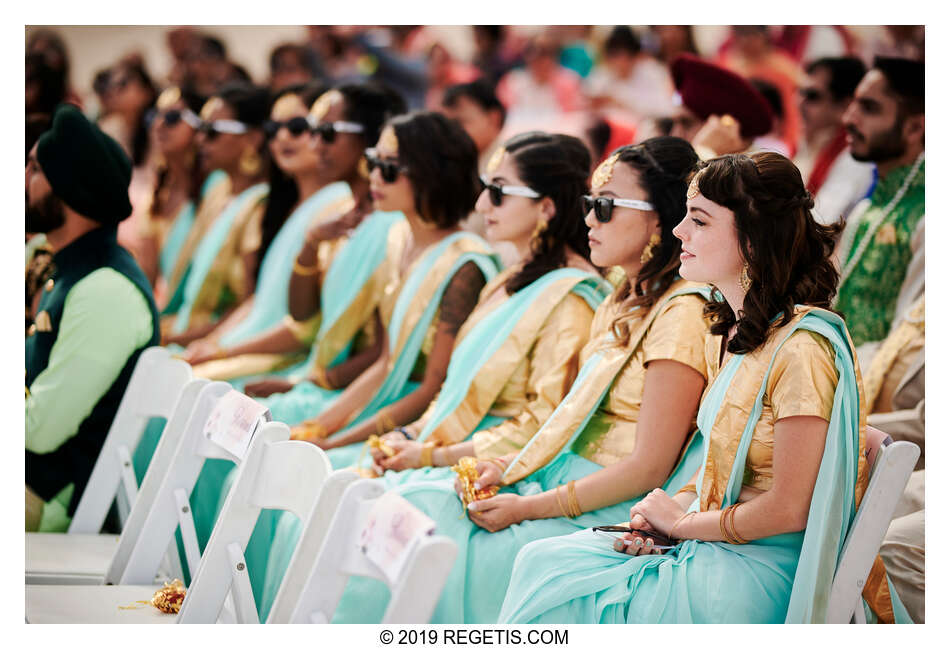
[25,24,925,261]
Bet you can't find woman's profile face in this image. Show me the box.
[152,98,195,158]
[268,93,320,177]
[475,152,543,246]
[311,93,364,184]
[198,100,247,172]
[368,126,415,215]
[673,190,744,289]
[584,163,660,269]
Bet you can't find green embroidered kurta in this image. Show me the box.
[836,159,924,346]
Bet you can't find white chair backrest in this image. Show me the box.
[70,347,192,534]
[102,378,208,585]
[176,426,333,623]
[826,429,920,623]
[289,479,458,624]
[118,381,246,585]
[266,470,361,623]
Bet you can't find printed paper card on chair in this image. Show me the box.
[203,391,269,460]
[359,492,436,584]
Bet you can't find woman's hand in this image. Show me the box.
[629,488,685,537]
[182,339,222,365]
[452,459,504,499]
[304,210,362,247]
[374,439,423,472]
[244,378,296,398]
[466,493,527,532]
[290,417,336,446]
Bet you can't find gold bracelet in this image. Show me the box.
[420,442,435,467]
[487,457,508,473]
[669,511,693,541]
[719,504,742,544]
[374,407,397,436]
[726,503,748,544]
[675,484,696,497]
[292,258,321,276]
[554,485,572,519]
[719,506,734,543]
[311,365,333,389]
[566,480,583,518]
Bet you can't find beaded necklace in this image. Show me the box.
[834,151,924,303]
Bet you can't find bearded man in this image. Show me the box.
[26,104,159,532]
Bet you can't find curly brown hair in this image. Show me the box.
[696,152,843,354]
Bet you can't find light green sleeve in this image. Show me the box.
[26,268,154,454]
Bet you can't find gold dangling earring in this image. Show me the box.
[531,220,548,249]
[640,233,661,264]
[739,263,752,292]
[239,146,262,176]
[358,157,370,179]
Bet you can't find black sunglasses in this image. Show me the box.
[152,108,202,130]
[365,149,409,183]
[313,120,365,143]
[479,177,541,207]
[582,195,656,223]
[263,116,311,139]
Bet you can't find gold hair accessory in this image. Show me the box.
[200,96,224,121]
[239,147,262,176]
[739,263,751,292]
[157,86,182,110]
[452,457,499,508]
[640,232,661,264]
[119,579,186,614]
[720,114,737,128]
[485,146,506,174]
[591,153,620,189]
[272,92,306,120]
[309,89,343,122]
[379,126,399,154]
[686,172,702,200]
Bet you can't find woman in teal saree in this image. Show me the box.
[499,152,910,624]
[332,137,714,624]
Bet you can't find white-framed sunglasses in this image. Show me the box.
[583,195,656,223]
[199,118,249,137]
[480,176,541,206]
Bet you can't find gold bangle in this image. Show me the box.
[719,506,734,543]
[293,258,321,276]
[487,457,508,473]
[727,503,748,544]
[420,442,435,467]
[374,407,396,436]
[719,504,743,544]
[676,485,696,497]
[311,365,333,389]
[669,511,693,542]
[566,480,583,518]
[554,485,572,519]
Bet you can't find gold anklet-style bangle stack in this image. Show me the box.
[566,480,583,518]
[719,503,747,544]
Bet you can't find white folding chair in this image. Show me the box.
[825,426,920,623]
[289,478,458,624]
[70,346,193,532]
[26,378,208,585]
[26,381,242,622]
[266,470,361,623]
[27,411,334,623]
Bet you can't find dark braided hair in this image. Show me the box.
[697,152,842,354]
[500,131,597,295]
[608,136,699,348]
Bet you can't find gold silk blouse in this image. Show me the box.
[410,264,595,455]
[699,316,840,505]
[165,175,233,298]
[570,289,710,467]
[187,193,268,328]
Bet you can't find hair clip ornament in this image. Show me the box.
[309,89,343,122]
[485,146,506,174]
[592,153,620,189]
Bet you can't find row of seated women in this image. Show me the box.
[136,78,911,623]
